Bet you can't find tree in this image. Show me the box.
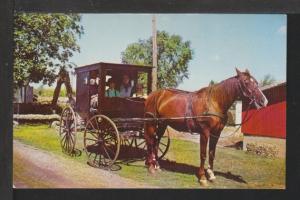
[121,31,193,89]
[209,80,218,86]
[14,13,83,105]
[259,74,276,87]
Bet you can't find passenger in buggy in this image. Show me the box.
[105,78,120,97]
[132,83,147,98]
[89,73,100,109]
[120,74,134,97]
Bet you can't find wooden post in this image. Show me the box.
[152,15,157,92]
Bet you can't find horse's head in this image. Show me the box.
[236,68,268,109]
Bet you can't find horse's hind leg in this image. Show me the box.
[144,121,159,173]
[153,123,167,169]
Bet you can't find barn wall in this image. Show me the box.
[241,83,286,138]
[241,101,286,138]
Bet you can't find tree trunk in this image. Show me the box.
[63,72,75,106]
[52,69,75,107]
[51,76,63,106]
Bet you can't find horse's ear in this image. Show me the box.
[235,68,242,76]
[245,68,250,74]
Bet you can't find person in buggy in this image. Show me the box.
[119,74,134,97]
[132,83,148,98]
[105,77,120,97]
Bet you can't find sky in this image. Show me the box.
[68,14,286,91]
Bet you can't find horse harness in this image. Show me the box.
[146,78,257,138]
[184,86,226,134]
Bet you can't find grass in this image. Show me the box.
[13,124,285,188]
[34,87,75,97]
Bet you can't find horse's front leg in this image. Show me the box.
[198,129,209,186]
[207,122,224,181]
[207,131,221,181]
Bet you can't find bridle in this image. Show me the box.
[209,77,260,139]
[237,76,259,106]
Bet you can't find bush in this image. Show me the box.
[33,87,76,97]
[246,142,279,158]
[13,103,63,114]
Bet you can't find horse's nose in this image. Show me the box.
[258,89,268,107]
[263,97,268,107]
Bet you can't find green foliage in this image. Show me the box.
[209,80,218,86]
[14,13,84,88]
[259,74,276,87]
[33,87,70,97]
[121,31,193,89]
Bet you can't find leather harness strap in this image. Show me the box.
[202,111,226,120]
[147,87,227,131]
[185,93,196,133]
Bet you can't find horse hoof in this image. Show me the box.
[154,164,161,171]
[155,167,162,172]
[148,166,156,174]
[206,169,216,182]
[199,179,208,187]
[208,176,216,182]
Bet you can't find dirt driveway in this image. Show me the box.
[13,140,156,188]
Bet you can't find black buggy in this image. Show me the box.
[59,62,170,169]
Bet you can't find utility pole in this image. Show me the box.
[152,14,157,92]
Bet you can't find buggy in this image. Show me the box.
[59,62,170,168]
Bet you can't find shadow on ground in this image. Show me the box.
[159,159,247,184]
[224,141,243,150]
[84,145,247,184]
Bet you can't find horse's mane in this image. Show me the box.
[162,76,239,96]
[164,88,192,94]
[194,76,239,94]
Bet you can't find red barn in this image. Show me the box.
[241,82,286,157]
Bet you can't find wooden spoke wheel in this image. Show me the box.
[59,106,77,155]
[84,115,120,168]
[134,137,147,150]
[133,131,170,160]
[157,131,170,160]
[121,134,134,147]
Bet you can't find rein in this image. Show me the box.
[209,99,256,139]
[180,78,258,138]
[209,77,260,139]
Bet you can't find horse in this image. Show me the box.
[144,68,268,186]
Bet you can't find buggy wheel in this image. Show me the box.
[84,115,120,169]
[134,137,147,150]
[133,131,170,159]
[59,106,77,155]
[157,131,170,160]
[121,135,134,147]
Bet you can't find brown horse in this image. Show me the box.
[144,68,268,186]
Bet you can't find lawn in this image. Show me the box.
[13,124,285,188]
